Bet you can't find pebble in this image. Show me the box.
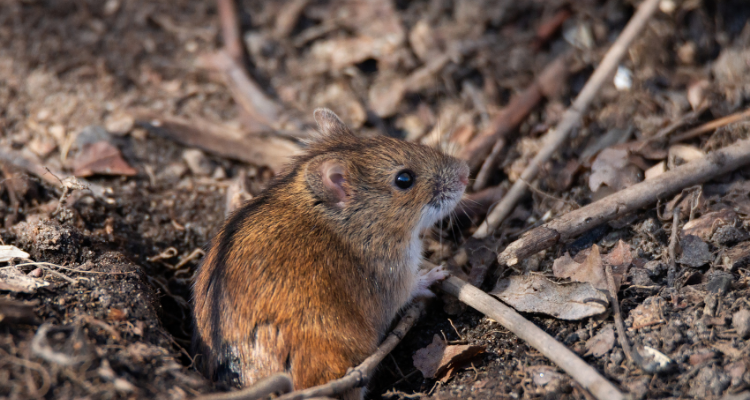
[182,149,213,176]
[732,309,750,339]
[105,114,135,136]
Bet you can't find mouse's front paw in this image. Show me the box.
[413,265,449,298]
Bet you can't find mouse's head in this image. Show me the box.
[301,109,469,253]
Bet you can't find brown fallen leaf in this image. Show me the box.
[630,296,665,330]
[603,240,633,269]
[585,325,615,357]
[490,274,608,320]
[682,209,739,242]
[553,243,630,292]
[723,241,750,270]
[689,350,717,366]
[553,245,606,290]
[413,334,485,382]
[589,147,642,192]
[72,141,137,177]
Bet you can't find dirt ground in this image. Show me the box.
[1,0,750,399]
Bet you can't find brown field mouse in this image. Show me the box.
[192,109,469,398]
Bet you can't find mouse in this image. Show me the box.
[192,108,469,398]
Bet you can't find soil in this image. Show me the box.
[1,1,750,399]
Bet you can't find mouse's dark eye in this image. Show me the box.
[394,170,414,190]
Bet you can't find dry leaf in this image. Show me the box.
[490,274,608,320]
[553,245,606,290]
[413,334,485,382]
[683,210,739,241]
[0,245,30,262]
[72,141,137,177]
[589,147,642,192]
[0,267,50,293]
[630,296,665,330]
[585,326,615,357]
[723,241,750,270]
[553,243,630,292]
[603,240,633,268]
[309,1,404,71]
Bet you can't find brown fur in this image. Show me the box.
[192,109,469,394]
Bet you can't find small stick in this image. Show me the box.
[667,206,681,287]
[473,0,662,238]
[196,373,294,400]
[276,303,424,400]
[0,146,109,202]
[216,0,244,64]
[533,8,572,50]
[669,108,750,144]
[497,136,750,266]
[9,262,135,276]
[135,111,300,172]
[439,274,625,400]
[200,50,284,127]
[604,264,640,368]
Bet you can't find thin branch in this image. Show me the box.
[438,274,625,400]
[497,136,750,267]
[669,107,750,144]
[605,264,639,368]
[195,373,293,400]
[473,0,661,238]
[134,111,301,172]
[0,147,109,202]
[216,0,245,64]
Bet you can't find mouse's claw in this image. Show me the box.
[412,265,449,298]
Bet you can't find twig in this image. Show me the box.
[216,0,245,64]
[669,108,750,144]
[473,0,661,238]
[135,111,301,172]
[203,50,284,128]
[497,136,750,266]
[197,373,294,400]
[464,52,570,181]
[438,274,625,400]
[9,261,135,276]
[604,264,642,369]
[0,146,109,202]
[667,206,681,287]
[276,303,425,400]
[50,173,88,217]
[532,8,572,50]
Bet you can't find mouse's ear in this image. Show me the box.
[305,155,350,208]
[313,108,352,140]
